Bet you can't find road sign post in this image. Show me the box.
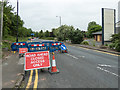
[24,51,51,71]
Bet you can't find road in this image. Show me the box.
[23,39,119,88]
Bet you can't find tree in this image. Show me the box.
[87,21,97,31]
[87,21,102,38]
[69,29,84,44]
[44,30,50,37]
[34,32,39,37]
[2,1,33,39]
[38,30,44,38]
[52,25,75,41]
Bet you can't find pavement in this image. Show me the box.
[22,39,119,89]
[2,52,24,88]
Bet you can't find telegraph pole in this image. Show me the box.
[0,0,4,44]
[16,0,19,42]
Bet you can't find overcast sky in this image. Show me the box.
[7,0,120,32]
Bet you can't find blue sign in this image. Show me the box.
[31,33,34,36]
[61,44,67,50]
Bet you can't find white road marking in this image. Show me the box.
[78,56,85,58]
[97,66,119,77]
[66,54,79,59]
[3,63,8,66]
[98,64,116,68]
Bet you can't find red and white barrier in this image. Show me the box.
[31,44,45,47]
[14,43,25,45]
[52,43,61,46]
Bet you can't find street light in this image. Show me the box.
[16,0,19,42]
[56,16,61,26]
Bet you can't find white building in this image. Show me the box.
[118,1,120,22]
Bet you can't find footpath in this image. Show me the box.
[2,52,24,88]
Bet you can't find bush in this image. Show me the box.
[92,40,95,46]
[115,43,120,52]
[81,41,89,45]
[110,33,120,52]
[109,43,115,49]
[105,44,108,46]
[2,41,11,50]
[70,30,84,44]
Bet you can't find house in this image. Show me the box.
[92,31,102,42]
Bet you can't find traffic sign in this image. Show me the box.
[19,48,28,54]
[24,51,51,71]
[61,44,67,50]
[31,33,34,36]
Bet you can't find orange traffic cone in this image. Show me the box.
[49,52,59,74]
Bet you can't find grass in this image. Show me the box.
[41,37,54,40]
[2,36,30,50]
[3,36,30,42]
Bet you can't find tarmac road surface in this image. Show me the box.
[24,39,119,88]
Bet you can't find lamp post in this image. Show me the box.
[16,0,19,42]
[56,16,61,26]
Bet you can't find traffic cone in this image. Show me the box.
[49,52,59,74]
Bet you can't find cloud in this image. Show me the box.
[9,0,119,31]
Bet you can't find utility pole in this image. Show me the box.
[56,16,62,41]
[56,16,61,27]
[0,0,4,44]
[16,0,19,42]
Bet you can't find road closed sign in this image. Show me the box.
[24,51,51,71]
[19,48,28,54]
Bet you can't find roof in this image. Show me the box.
[92,31,102,35]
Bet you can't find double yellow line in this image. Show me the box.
[26,69,38,90]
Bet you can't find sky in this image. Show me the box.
[5,0,120,32]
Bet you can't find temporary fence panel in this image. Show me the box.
[50,42,62,52]
[11,42,28,51]
[28,43,48,52]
